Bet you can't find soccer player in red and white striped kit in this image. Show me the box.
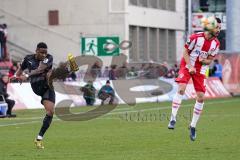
[168,17,221,141]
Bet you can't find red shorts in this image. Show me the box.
[175,67,206,93]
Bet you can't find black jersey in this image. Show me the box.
[20,54,55,104]
[20,54,53,84]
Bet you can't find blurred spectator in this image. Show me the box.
[0,74,16,117]
[211,59,223,81]
[2,24,8,60]
[109,65,117,80]
[0,24,8,61]
[163,61,170,70]
[127,66,138,77]
[91,61,101,78]
[145,63,158,79]
[98,80,115,105]
[0,24,4,61]
[102,66,110,78]
[117,62,128,79]
[173,63,179,78]
[165,68,175,78]
[139,63,146,72]
[80,81,96,106]
[156,64,168,77]
[138,63,148,78]
[8,64,18,78]
[164,63,180,78]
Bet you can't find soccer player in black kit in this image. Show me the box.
[13,42,78,149]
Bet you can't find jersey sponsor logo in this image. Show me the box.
[195,50,208,58]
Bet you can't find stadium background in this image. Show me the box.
[0,0,239,106]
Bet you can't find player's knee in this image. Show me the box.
[47,110,54,116]
[178,90,185,95]
[196,96,204,103]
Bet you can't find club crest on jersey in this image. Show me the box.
[186,37,191,45]
[43,58,49,64]
[209,48,215,53]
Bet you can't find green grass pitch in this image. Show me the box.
[0,97,240,160]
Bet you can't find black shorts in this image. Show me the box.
[31,80,55,104]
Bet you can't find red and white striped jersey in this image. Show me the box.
[181,32,220,75]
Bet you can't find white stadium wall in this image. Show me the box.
[8,78,231,110]
[0,0,126,65]
[0,0,185,64]
[176,31,185,62]
[127,6,185,30]
[126,0,185,63]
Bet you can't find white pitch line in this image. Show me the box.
[106,98,240,115]
[0,120,40,127]
[7,98,240,121]
[0,107,132,121]
[0,98,239,127]
[0,119,61,127]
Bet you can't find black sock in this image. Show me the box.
[38,114,53,138]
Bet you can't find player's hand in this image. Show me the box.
[188,65,196,74]
[199,57,206,64]
[9,75,21,84]
[9,75,27,84]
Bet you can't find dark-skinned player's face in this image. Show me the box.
[36,48,47,61]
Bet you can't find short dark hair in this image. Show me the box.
[216,17,221,23]
[106,80,110,84]
[37,42,48,49]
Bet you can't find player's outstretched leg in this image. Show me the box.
[47,63,69,90]
[47,54,79,89]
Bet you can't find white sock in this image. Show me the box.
[190,101,204,128]
[170,93,183,121]
[37,135,43,140]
